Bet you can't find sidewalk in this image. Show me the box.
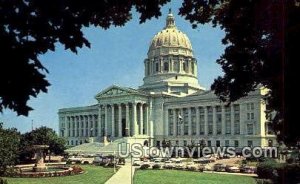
[105,164,135,184]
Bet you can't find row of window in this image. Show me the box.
[62,129,98,138]
[157,139,252,147]
[146,59,196,75]
[168,105,240,136]
[64,120,98,129]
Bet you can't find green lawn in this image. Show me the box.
[134,170,256,184]
[3,165,114,184]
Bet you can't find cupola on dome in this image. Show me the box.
[148,10,193,57]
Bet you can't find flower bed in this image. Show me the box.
[15,165,84,178]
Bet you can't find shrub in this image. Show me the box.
[83,161,89,165]
[163,165,173,169]
[256,179,273,184]
[75,160,81,164]
[71,165,84,174]
[277,164,300,184]
[66,160,72,165]
[187,166,196,171]
[99,162,106,166]
[257,159,281,179]
[198,167,204,172]
[152,164,161,169]
[0,178,8,184]
[106,163,115,168]
[140,164,150,170]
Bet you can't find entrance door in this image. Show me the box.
[122,119,126,137]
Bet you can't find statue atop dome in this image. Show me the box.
[166,8,175,28]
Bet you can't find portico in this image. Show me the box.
[95,85,150,140]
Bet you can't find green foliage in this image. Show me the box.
[140,164,150,170]
[19,126,66,163]
[152,164,161,169]
[277,164,300,184]
[0,123,20,176]
[0,178,8,184]
[179,0,300,146]
[0,0,170,116]
[257,159,282,179]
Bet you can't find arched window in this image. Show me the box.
[182,61,186,72]
[191,61,195,74]
[164,62,169,71]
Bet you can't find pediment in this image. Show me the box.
[95,85,142,98]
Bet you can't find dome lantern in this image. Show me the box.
[166,9,175,28]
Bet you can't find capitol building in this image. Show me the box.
[58,12,276,151]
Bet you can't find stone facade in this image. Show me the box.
[58,11,276,149]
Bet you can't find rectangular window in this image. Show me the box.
[234,140,239,147]
[234,113,240,134]
[199,107,205,135]
[216,113,222,134]
[247,124,254,135]
[216,140,220,147]
[156,141,160,147]
[251,113,254,120]
[207,140,211,147]
[248,140,253,147]
[155,63,159,72]
[183,140,187,146]
[225,140,229,147]
[251,103,254,110]
[168,110,174,135]
[192,116,196,135]
[183,108,188,135]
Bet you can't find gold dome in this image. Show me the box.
[148,11,193,57]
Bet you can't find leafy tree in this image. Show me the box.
[179,0,299,146]
[20,126,66,162]
[1,0,298,145]
[0,0,170,116]
[0,123,20,175]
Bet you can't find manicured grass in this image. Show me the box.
[134,170,256,184]
[4,165,114,184]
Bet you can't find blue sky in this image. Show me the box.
[1,2,225,133]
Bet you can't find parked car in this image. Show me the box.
[227,166,240,173]
[213,163,226,172]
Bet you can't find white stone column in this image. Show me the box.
[125,103,130,136]
[118,104,122,137]
[188,107,192,135]
[164,108,169,136]
[140,104,144,134]
[98,106,102,137]
[212,106,217,135]
[105,105,108,136]
[204,107,208,135]
[145,105,149,135]
[111,105,115,138]
[196,107,200,135]
[73,116,76,137]
[231,104,235,135]
[180,108,184,135]
[132,103,137,135]
[221,106,226,135]
[74,116,78,137]
[173,109,177,136]
[88,115,91,137]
